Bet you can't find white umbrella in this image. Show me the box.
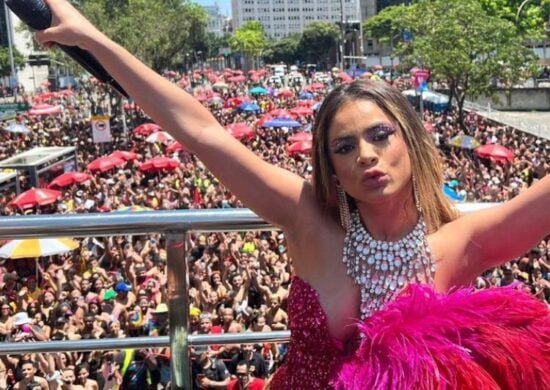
[146,131,174,144]
[0,238,80,259]
[4,123,30,134]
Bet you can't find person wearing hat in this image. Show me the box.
[11,312,47,342]
[114,281,136,310]
[145,303,169,337]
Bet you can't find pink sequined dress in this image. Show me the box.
[269,276,550,390]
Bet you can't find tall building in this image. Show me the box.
[204,3,229,37]
[231,0,361,39]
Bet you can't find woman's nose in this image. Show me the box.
[356,140,378,166]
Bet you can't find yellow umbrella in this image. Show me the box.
[0,238,80,259]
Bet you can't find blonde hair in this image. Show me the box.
[312,79,459,232]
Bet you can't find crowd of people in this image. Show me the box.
[0,65,547,389]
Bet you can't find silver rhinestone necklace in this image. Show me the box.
[343,210,436,319]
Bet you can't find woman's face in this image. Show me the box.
[328,99,412,208]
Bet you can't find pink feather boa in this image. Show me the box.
[332,284,550,390]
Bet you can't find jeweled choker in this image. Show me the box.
[342,210,435,319]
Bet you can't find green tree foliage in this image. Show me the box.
[77,0,208,72]
[365,0,538,125]
[0,47,26,77]
[263,34,302,64]
[229,21,267,63]
[478,0,548,39]
[298,22,339,65]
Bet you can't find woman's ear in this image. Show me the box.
[331,174,340,187]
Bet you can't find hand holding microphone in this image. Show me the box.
[6,0,128,97]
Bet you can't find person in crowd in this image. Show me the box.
[228,343,267,379]
[76,363,99,390]
[191,350,231,390]
[12,360,48,390]
[227,360,265,390]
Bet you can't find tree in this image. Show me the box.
[478,0,547,39]
[77,0,208,72]
[298,22,339,65]
[365,0,538,126]
[229,21,266,68]
[0,47,26,78]
[263,34,302,65]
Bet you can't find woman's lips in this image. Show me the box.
[362,172,389,188]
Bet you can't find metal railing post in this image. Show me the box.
[167,231,192,389]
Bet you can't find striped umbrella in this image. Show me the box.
[0,238,79,259]
[448,135,481,149]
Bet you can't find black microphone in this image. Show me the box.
[6,0,129,98]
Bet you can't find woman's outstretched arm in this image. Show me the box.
[36,0,317,231]
[441,175,550,274]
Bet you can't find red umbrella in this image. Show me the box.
[297,99,314,107]
[9,187,61,209]
[290,107,314,117]
[166,141,186,153]
[226,123,255,140]
[270,109,295,119]
[475,144,514,163]
[289,132,313,143]
[228,75,246,83]
[48,172,91,189]
[139,156,180,172]
[133,123,161,136]
[278,89,294,98]
[87,156,125,172]
[338,72,353,83]
[257,114,273,127]
[109,150,139,161]
[288,140,313,156]
[28,104,62,116]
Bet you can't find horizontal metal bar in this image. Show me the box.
[0,204,497,239]
[0,331,291,355]
[0,209,273,239]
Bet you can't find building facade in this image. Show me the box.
[204,3,229,38]
[231,0,361,39]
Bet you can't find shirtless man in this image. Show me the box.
[13,361,48,390]
[264,295,288,331]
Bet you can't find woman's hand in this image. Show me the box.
[35,0,104,50]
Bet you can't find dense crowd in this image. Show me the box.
[0,66,547,389]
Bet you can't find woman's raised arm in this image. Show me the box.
[36,0,317,231]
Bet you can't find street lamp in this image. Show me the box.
[3,0,18,101]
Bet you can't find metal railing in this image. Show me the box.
[0,205,496,389]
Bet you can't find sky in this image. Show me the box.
[194,0,232,17]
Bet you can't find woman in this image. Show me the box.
[37,2,550,388]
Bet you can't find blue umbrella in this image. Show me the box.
[238,102,260,113]
[249,86,267,95]
[299,91,314,100]
[442,184,464,202]
[262,117,303,128]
